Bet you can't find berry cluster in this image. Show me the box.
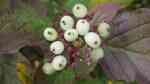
[42,3,111,75]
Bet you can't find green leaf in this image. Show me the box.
[75,65,108,84]
[46,0,65,19]
[15,6,38,23]
[0,54,21,84]
[15,5,49,31]
[113,80,127,84]
[111,0,134,6]
[88,0,135,8]
[130,80,139,84]
[47,68,75,84]
[65,0,88,12]
[54,69,75,84]
[0,0,9,11]
[31,18,49,29]
[88,0,113,8]
[76,79,101,84]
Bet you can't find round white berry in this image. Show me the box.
[43,27,58,41]
[98,22,111,38]
[72,3,88,18]
[60,15,74,30]
[84,32,101,48]
[76,19,90,36]
[42,62,56,75]
[50,41,64,54]
[51,55,67,71]
[91,48,104,62]
[64,29,78,42]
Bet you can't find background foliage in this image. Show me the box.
[0,0,150,84]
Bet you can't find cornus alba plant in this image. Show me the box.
[42,3,111,75]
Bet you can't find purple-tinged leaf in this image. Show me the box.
[92,8,150,84]
[89,3,122,26]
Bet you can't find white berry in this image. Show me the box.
[98,22,111,38]
[43,27,58,41]
[60,15,74,30]
[72,3,88,18]
[51,55,67,71]
[64,29,78,42]
[84,32,101,48]
[91,48,104,62]
[50,41,64,54]
[76,19,90,36]
[42,62,56,75]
